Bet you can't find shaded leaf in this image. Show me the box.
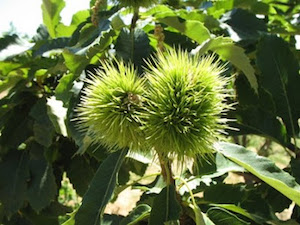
[115,28,151,68]
[22,201,70,225]
[32,37,70,57]
[27,146,57,212]
[0,151,30,217]
[232,74,288,146]
[120,204,151,225]
[207,207,250,225]
[221,8,267,41]
[291,159,300,184]
[149,185,181,225]
[210,204,255,223]
[74,150,128,225]
[215,142,300,205]
[30,98,55,147]
[0,34,18,52]
[66,155,96,196]
[256,35,300,136]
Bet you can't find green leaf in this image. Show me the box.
[56,10,90,37]
[0,151,30,217]
[232,74,288,145]
[215,142,300,206]
[206,0,234,19]
[211,204,257,223]
[189,204,206,225]
[194,37,258,93]
[32,37,70,57]
[102,214,124,225]
[118,157,148,185]
[291,159,300,184]
[27,155,57,212]
[62,50,88,76]
[120,204,151,225]
[30,98,55,147]
[203,183,272,222]
[221,9,267,41]
[115,28,151,67]
[149,185,181,225]
[256,35,300,136]
[55,73,76,104]
[66,156,96,196]
[41,0,66,38]
[0,34,18,52]
[207,207,250,225]
[0,103,33,149]
[0,70,25,99]
[193,152,244,177]
[158,17,211,45]
[74,150,128,225]
[22,201,69,225]
[0,61,22,76]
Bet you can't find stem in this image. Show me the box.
[176,176,206,225]
[157,152,175,186]
[130,7,139,32]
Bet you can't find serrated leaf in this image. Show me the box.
[56,10,90,37]
[256,35,300,136]
[158,17,211,45]
[221,8,267,41]
[32,37,70,57]
[0,34,18,52]
[149,185,181,225]
[115,28,151,67]
[194,37,258,93]
[74,150,128,225]
[66,156,96,196]
[0,151,30,217]
[22,201,69,225]
[30,98,55,147]
[41,0,66,38]
[207,207,250,225]
[232,74,288,145]
[204,183,272,223]
[215,142,300,206]
[120,204,151,225]
[0,104,33,149]
[27,158,57,212]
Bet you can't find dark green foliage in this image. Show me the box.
[149,185,181,225]
[115,28,151,68]
[0,151,30,217]
[74,150,127,225]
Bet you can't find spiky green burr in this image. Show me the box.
[77,60,146,151]
[144,49,228,159]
